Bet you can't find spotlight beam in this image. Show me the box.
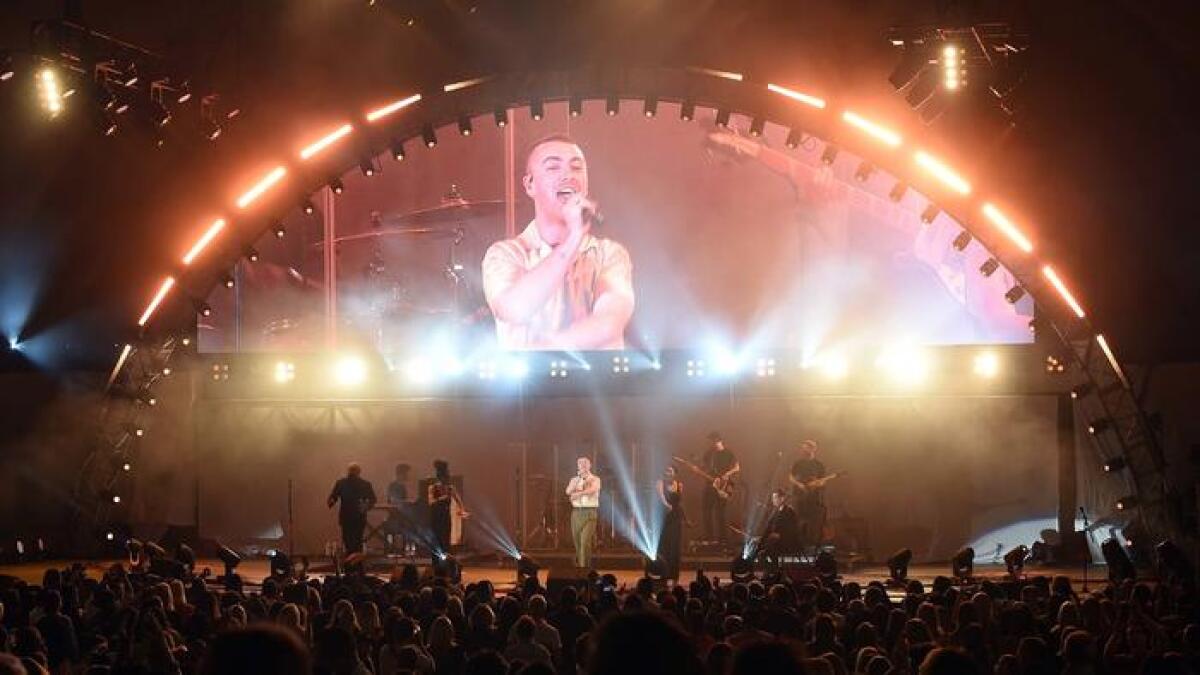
[298,123,354,160]
[236,166,287,209]
[914,150,971,195]
[841,110,902,147]
[181,219,227,266]
[766,83,826,109]
[137,277,176,327]
[365,93,422,122]
[981,203,1034,253]
[1042,265,1086,318]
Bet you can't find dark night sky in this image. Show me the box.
[1,0,1199,370]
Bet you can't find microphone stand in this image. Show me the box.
[1079,506,1090,592]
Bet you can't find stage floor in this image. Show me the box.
[0,558,1105,593]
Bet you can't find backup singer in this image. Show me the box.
[700,432,740,547]
[788,439,827,548]
[427,460,466,560]
[327,463,377,556]
[482,134,635,350]
[655,466,685,580]
[564,456,602,568]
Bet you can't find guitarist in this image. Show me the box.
[788,439,827,550]
[700,431,740,548]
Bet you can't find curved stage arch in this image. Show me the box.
[84,65,1174,555]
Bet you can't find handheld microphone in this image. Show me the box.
[582,205,604,227]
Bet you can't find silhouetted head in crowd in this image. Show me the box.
[200,624,311,675]
[919,647,978,675]
[589,611,702,675]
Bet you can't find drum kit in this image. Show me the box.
[252,187,505,354]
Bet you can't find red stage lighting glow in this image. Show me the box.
[766,83,826,109]
[841,110,902,148]
[981,203,1034,253]
[137,277,176,327]
[182,219,228,266]
[1042,266,1086,318]
[365,93,422,122]
[236,166,287,209]
[914,150,971,195]
[299,123,354,160]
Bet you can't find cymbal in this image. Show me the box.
[377,199,504,227]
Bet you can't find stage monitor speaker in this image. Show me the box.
[546,567,589,598]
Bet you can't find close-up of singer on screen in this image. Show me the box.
[481,134,635,351]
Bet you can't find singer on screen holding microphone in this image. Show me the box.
[483,133,635,350]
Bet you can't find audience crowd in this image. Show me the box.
[0,555,1197,675]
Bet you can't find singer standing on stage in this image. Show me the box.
[482,134,635,350]
[327,463,377,556]
[565,456,602,569]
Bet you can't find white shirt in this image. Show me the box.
[566,473,601,508]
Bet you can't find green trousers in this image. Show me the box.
[571,507,598,568]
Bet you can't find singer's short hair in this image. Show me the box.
[524,132,581,174]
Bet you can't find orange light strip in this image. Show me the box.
[981,203,1034,253]
[766,83,826,109]
[841,110,902,148]
[181,218,228,266]
[1042,265,1087,318]
[137,277,176,327]
[443,77,487,93]
[914,150,971,195]
[1096,334,1130,390]
[298,123,353,160]
[365,93,422,122]
[106,343,133,391]
[236,166,287,209]
[689,66,744,82]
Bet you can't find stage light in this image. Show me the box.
[820,145,839,165]
[644,556,668,580]
[434,554,462,583]
[715,108,729,127]
[611,355,630,374]
[731,555,755,582]
[686,359,706,378]
[941,45,964,90]
[642,96,660,118]
[904,69,939,108]
[122,462,131,472]
[951,546,974,578]
[876,344,929,384]
[981,203,1034,253]
[606,95,619,116]
[196,301,213,317]
[952,230,972,251]
[301,199,316,215]
[1101,537,1136,581]
[815,353,850,380]
[530,98,544,121]
[457,116,473,136]
[785,128,802,149]
[385,139,405,163]
[854,161,874,182]
[333,355,368,386]
[975,258,1000,278]
[211,363,230,381]
[105,531,115,541]
[1102,456,1126,473]
[503,358,529,380]
[766,83,826,109]
[1042,266,1086,318]
[1095,334,1129,390]
[38,67,65,117]
[203,117,222,141]
[1004,286,1026,304]
[755,357,776,377]
[918,203,940,224]
[1044,355,1065,373]
[274,361,295,384]
[218,544,242,578]
[404,357,434,383]
[493,106,509,127]
[516,555,540,581]
[1003,545,1028,575]
[182,218,228,266]
[221,273,235,289]
[842,110,903,148]
[112,494,122,504]
[477,360,496,380]
[549,360,569,378]
[245,246,259,262]
[1115,496,1137,511]
[711,348,741,375]
[161,365,173,376]
[273,222,286,238]
[973,351,1000,378]
[0,51,13,81]
[888,548,912,582]
[748,117,764,136]
[915,150,971,195]
[680,100,695,121]
[268,549,293,578]
[365,93,422,122]
[138,276,176,327]
[889,47,928,90]
[422,124,437,148]
[1087,419,1110,435]
[299,123,353,160]
[1070,383,1092,399]
[329,177,345,195]
[359,158,378,177]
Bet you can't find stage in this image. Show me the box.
[0,558,1110,594]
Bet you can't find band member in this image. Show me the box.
[385,463,413,553]
[788,439,827,548]
[655,466,685,580]
[760,489,800,571]
[700,432,740,546]
[564,456,602,568]
[482,134,635,350]
[427,460,467,560]
[327,462,377,556]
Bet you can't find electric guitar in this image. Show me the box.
[788,471,847,497]
[672,456,737,500]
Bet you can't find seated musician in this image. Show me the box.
[760,489,800,570]
[385,463,413,554]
